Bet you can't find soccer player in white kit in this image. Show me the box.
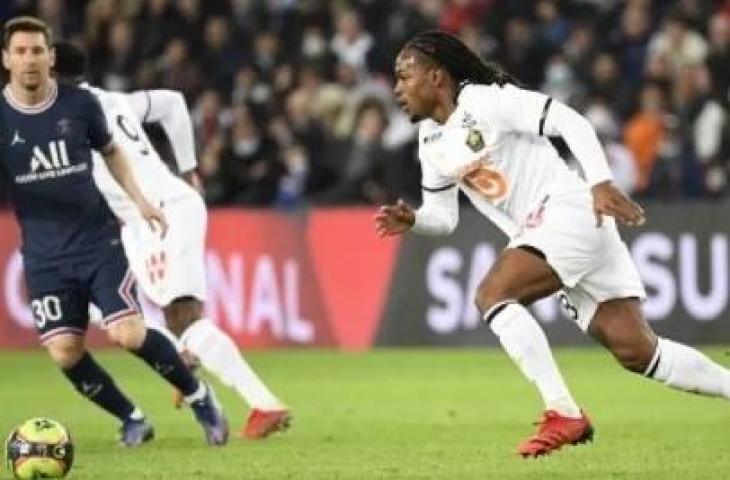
[53,41,290,440]
[376,31,730,458]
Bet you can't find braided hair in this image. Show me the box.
[403,30,517,97]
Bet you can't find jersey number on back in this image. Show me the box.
[116,115,150,156]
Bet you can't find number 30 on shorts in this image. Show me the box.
[31,295,63,329]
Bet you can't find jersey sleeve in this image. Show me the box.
[125,89,197,172]
[462,84,553,136]
[412,132,459,235]
[418,130,456,192]
[125,90,152,122]
[84,92,113,151]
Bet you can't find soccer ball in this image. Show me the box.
[5,418,73,479]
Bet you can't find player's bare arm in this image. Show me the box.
[375,199,415,237]
[102,143,168,236]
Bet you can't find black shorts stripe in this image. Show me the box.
[422,184,456,193]
[538,97,553,136]
[518,245,546,260]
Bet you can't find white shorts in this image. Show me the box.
[508,189,646,331]
[120,193,208,307]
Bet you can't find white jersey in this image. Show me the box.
[418,83,589,237]
[415,84,643,329]
[88,87,195,224]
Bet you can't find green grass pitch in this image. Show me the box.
[2,347,729,479]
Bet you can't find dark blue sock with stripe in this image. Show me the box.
[130,328,199,396]
[62,351,136,421]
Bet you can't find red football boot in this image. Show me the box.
[517,410,594,458]
[240,409,291,440]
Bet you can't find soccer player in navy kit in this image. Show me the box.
[0,17,228,447]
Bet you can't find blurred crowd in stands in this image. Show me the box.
[1,0,729,207]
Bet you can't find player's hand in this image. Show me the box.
[140,202,169,238]
[591,180,645,227]
[375,199,415,237]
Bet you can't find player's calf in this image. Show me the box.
[591,298,730,400]
[608,343,656,374]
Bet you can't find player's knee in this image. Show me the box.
[612,344,655,374]
[106,315,146,350]
[164,298,202,337]
[475,279,513,315]
[45,335,85,369]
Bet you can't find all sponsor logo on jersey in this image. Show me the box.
[14,140,87,184]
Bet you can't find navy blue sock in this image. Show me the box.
[130,328,199,396]
[62,351,136,421]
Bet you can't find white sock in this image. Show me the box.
[645,337,730,399]
[180,318,284,410]
[128,407,145,421]
[183,381,207,404]
[486,301,582,418]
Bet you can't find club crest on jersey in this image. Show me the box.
[56,118,72,137]
[465,129,484,152]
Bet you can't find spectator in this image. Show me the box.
[609,4,651,85]
[4,0,727,205]
[220,113,284,205]
[94,19,137,91]
[315,98,390,205]
[330,8,373,78]
[198,16,246,92]
[624,83,667,193]
[706,13,729,105]
[588,52,635,120]
[585,100,638,195]
[647,10,709,79]
[155,37,201,99]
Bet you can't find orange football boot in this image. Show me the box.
[240,409,291,440]
[517,410,594,458]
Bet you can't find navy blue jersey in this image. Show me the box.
[0,82,120,268]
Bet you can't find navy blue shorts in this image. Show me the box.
[25,244,140,344]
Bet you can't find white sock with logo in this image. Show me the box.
[180,318,284,410]
[645,337,730,399]
[486,301,582,418]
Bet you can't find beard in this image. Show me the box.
[22,81,41,91]
[18,72,43,91]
